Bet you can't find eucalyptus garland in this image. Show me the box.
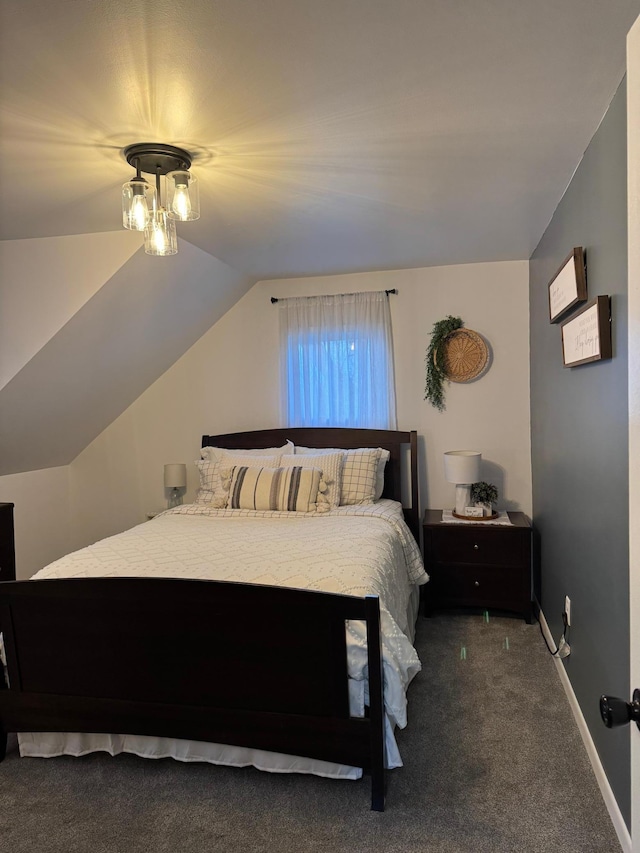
[424,315,464,411]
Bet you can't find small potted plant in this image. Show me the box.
[471,481,498,516]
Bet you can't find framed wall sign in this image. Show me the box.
[548,247,588,323]
[560,295,612,367]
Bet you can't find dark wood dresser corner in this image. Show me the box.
[0,503,16,582]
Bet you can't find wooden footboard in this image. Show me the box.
[0,578,386,810]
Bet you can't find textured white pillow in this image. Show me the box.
[200,441,293,461]
[294,445,389,502]
[196,443,292,504]
[280,452,343,508]
[196,453,282,505]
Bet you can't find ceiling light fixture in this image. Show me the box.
[121,143,200,256]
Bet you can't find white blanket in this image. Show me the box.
[20,500,428,778]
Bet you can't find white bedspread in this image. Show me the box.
[20,500,428,778]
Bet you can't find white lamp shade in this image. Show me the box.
[164,463,187,489]
[443,451,481,485]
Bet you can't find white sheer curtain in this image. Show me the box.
[279,291,397,428]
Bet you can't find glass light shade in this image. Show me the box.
[166,170,200,221]
[122,179,155,231]
[144,207,178,256]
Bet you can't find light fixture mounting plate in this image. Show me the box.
[124,143,192,175]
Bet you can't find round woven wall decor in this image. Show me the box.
[438,328,489,383]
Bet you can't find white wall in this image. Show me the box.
[66,259,531,556]
[67,274,282,550]
[0,230,257,572]
[0,467,71,579]
[0,231,140,577]
[266,262,532,513]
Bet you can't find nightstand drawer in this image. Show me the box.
[431,527,523,566]
[430,563,526,608]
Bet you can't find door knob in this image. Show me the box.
[599,689,640,730]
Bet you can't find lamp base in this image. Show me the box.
[168,488,183,509]
[454,484,472,515]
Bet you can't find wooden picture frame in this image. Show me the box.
[548,247,588,323]
[560,295,611,367]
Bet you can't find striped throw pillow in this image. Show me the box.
[226,465,329,513]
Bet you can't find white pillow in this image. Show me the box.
[196,443,292,504]
[200,441,293,461]
[294,445,390,502]
[196,453,282,505]
[280,452,343,508]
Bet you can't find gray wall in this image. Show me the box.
[529,80,630,826]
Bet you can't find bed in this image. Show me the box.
[0,427,426,810]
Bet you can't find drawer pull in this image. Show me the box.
[473,544,479,550]
[474,581,480,587]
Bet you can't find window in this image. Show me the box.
[278,291,397,428]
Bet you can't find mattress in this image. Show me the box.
[19,499,428,779]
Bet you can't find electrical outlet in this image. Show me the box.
[564,595,571,627]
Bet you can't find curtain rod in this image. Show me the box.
[270,289,397,304]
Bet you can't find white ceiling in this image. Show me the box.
[1,0,639,279]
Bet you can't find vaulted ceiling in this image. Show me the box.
[1,1,639,476]
[2,0,638,279]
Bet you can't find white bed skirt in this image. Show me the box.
[18,732,367,779]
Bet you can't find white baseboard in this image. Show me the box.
[538,608,632,853]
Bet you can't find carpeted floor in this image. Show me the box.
[0,613,622,852]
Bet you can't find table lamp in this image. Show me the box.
[443,450,481,515]
[164,463,187,508]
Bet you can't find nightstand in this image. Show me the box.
[0,502,16,582]
[422,509,534,623]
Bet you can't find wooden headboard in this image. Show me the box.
[202,428,419,542]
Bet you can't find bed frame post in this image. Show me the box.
[408,430,419,542]
[0,602,10,762]
[365,594,385,811]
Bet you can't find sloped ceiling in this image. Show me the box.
[1,0,639,279]
[0,0,638,476]
[0,239,254,475]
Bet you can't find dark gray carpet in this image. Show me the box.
[0,614,622,852]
